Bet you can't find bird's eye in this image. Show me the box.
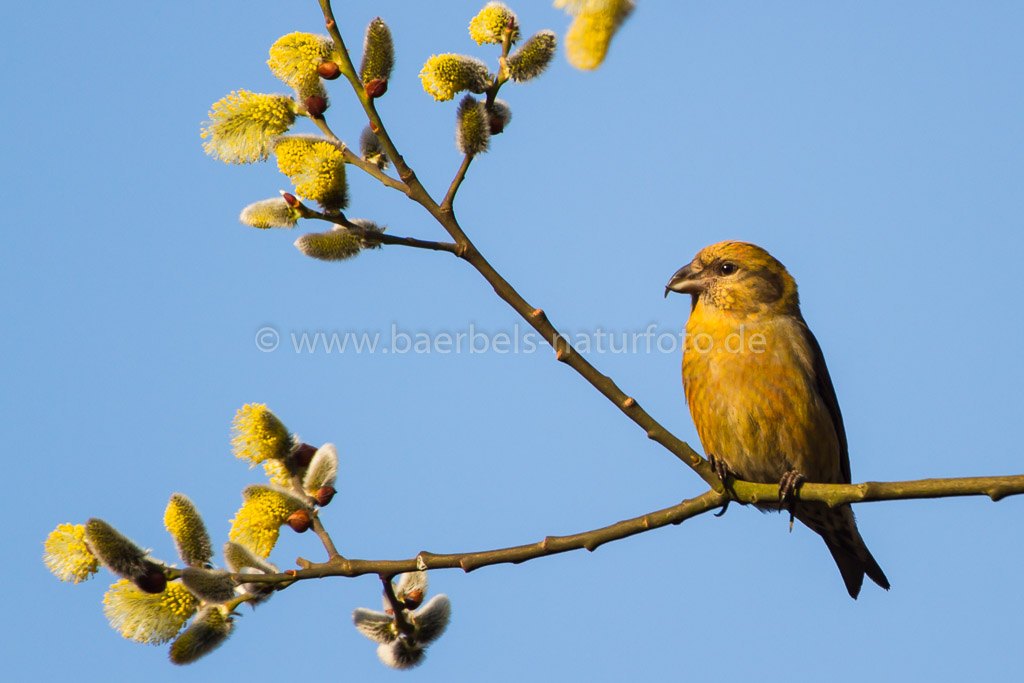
[718,262,738,276]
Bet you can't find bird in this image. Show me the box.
[665,240,889,599]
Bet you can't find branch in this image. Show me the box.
[316,0,721,491]
[365,231,461,255]
[286,199,461,255]
[249,472,1024,587]
[319,0,418,189]
[729,474,1024,507]
[265,489,727,581]
[308,114,410,194]
[441,154,472,211]
[381,575,416,637]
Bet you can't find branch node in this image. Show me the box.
[623,397,636,409]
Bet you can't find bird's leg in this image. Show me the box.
[708,454,733,517]
[778,469,806,531]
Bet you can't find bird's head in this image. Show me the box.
[664,241,800,316]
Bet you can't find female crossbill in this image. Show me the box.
[666,241,889,599]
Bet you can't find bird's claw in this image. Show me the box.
[708,454,733,517]
[778,469,805,526]
[778,469,805,503]
[708,453,731,486]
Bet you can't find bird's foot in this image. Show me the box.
[778,469,805,529]
[778,469,805,502]
[778,471,802,501]
[708,453,732,485]
[708,454,734,517]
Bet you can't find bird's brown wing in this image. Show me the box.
[799,320,851,484]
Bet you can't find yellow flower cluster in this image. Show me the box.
[268,32,334,95]
[43,523,98,583]
[201,90,295,164]
[169,605,234,665]
[273,136,348,210]
[468,2,519,45]
[506,30,558,82]
[419,54,492,102]
[231,403,293,466]
[262,458,292,486]
[456,95,490,157]
[559,0,635,70]
[229,485,306,557]
[103,579,199,644]
[360,18,395,84]
[163,494,213,567]
[294,228,363,262]
[239,197,300,229]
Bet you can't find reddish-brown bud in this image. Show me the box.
[488,116,505,135]
[364,78,388,99]
[317,61,342,80]
[315,485,337,507]
[134,562,168,594]
[286,509,312,533]
[304,95,328,118]
[282,192,299,207]
[294,443,318,468]
[402,589,425,610]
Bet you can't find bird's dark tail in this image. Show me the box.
[796,503,889,599]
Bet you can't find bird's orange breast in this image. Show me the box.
[682,304,841,484]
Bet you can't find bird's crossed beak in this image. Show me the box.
[664,263,709,298]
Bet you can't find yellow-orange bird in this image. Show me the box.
[665,241,888,599]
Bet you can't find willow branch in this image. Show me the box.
[317,0,719,490]
[307,114,409,193]
[243,472,1024,587]
[319,1,417,189]
[381,575,416,637]
[363,232,460,255]
[257,489,726,582]
[310,512,343,560]
[342,147,409,194]
[287,200,460,254]
[729,474,1024,507]
[441,155,473,211]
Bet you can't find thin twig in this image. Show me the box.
[288,199,460,254]
[367,232,460,255]
[441,155,472,211]
[317,0,720,490]
[309,115,409,193]
[311,513,343,560]
[381,575,416,637]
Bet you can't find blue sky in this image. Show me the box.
[5,1,1023,680]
